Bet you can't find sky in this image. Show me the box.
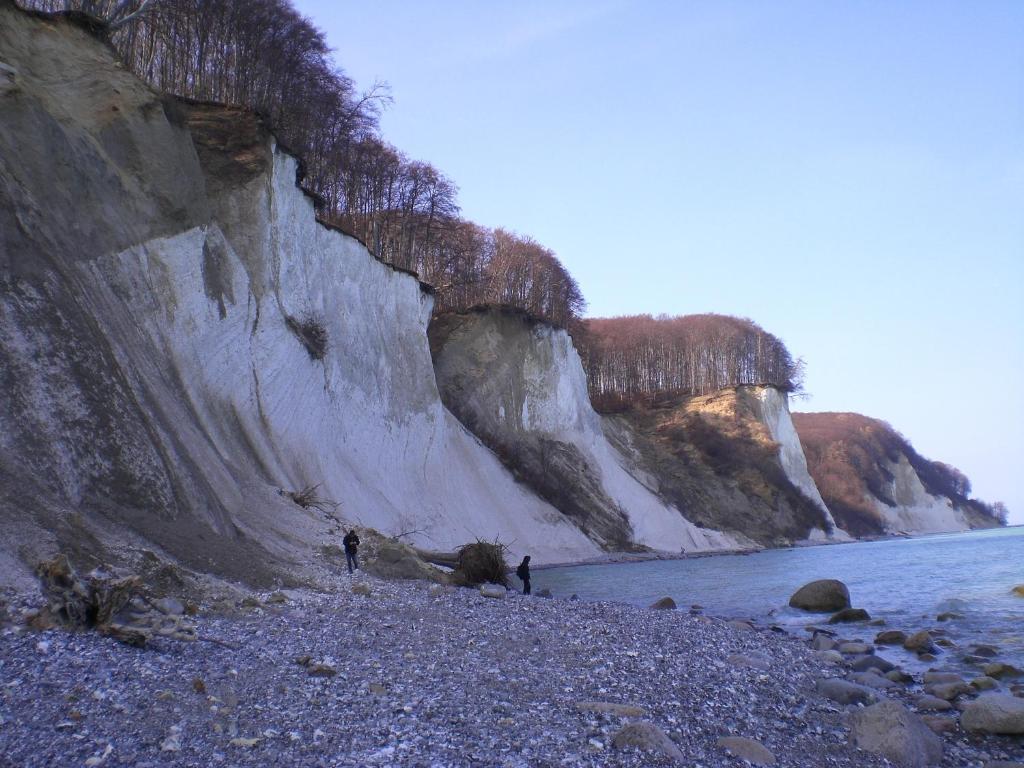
[291,1,1024,523]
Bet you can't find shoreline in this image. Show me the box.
[2,572,1019,767]
[534,524,1011,571]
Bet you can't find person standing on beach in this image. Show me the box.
[516,555,531,595]
[343,529,360,574]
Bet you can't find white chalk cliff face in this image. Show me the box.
[0,7,599,585]
[750,389,849,541]
[430,311,751,553]
[870,455,972,534]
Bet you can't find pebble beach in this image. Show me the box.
[1,571,1022,767]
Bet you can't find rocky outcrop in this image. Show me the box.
[794,412,1003,537]
[0,5,601,590]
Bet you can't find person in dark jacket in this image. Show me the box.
[516,555,531,595]
[343,530,360,574]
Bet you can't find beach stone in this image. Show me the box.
[838,642,872,655]
[851,671,899,690]
[922,715,957,735]
[727,653,770,671]
[972,645,999,657]
[934,638,955,648]
[961,693,1024,734]
[848,700,943,767]
[479,584,506,599]
[983,663,1022,679]
[816,650,844,665]
[923,672,964,685]
[936,611,960,622]
[816,678,877,705]
[649,597,676,610]
[887,670,914,683]
[925,682,971,701]
[307,663,337,677]
[851,655,895,674]
[868,618,886,626]
[829,607,871,624]
[576,701,646,718]
[904,631,936,653]
[611,721,684,761]
[918,652,937,662]
[971,676,999,691]
[811,634,837,651]
[876,630,908,645]
[1011,585,1024,597]
[789,579,850,612]
[717,736,776,766]
[963,654,989,664]
[915,696,953,712]
[535,588,553,599]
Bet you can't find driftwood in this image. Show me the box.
[34,555,196,647]
[412,547,460,570]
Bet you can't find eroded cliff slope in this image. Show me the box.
[430,308,838,549]
[0,6,601,589]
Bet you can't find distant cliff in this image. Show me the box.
[431,308,841,548]
[793,412,1004,536]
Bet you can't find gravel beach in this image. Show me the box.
[0,573,1021,767]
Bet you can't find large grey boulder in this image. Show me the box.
[961,694,1024,734]
[611,721,684,762]
[848,701,943,767]
[789,580,850,612]
[816,678,877,705]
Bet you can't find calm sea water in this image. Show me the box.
[537,526,1024,671]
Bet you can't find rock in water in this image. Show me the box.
[1011,585,1024,597]
[903,631,935,653]
[961,694,1024,735]
[848,701,942,767]
[828,607,870,623]
[649,596,676,610]
[479,583,506,599]
[876,630,908,645]
[789,580,850,612]
[717,736,776,766]
[611,722,684,762]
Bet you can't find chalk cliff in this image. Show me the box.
[0,6,600,590]
[431,309,840,548]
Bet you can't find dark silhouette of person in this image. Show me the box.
[516,555,531,595]
[343,529,360,574]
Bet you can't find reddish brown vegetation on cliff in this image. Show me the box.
[793,412,1005,535]
[580,314,802,410]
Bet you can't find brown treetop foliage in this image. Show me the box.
[24,0,585,328]
[580,313,803,409]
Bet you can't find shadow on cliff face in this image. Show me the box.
[603,391,829,546]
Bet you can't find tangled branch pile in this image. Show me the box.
[32,555,196,647]
[453,540,509,587]
[283,484,339,515]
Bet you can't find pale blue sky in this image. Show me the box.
[292,1,1024,522]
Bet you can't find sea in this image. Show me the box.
[536,526,1024,674]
